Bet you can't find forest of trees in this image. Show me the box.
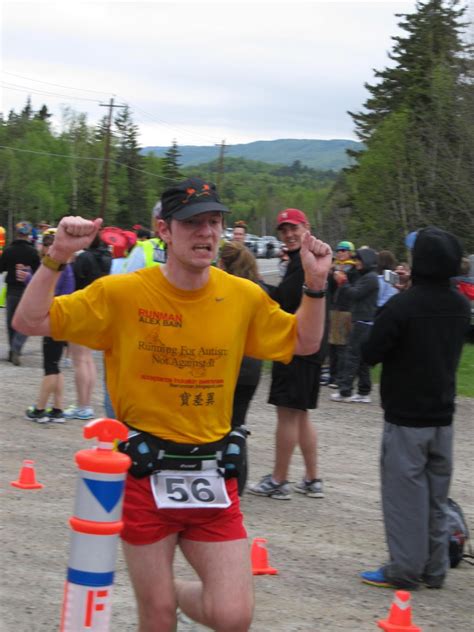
[0,0,473,256]
[0,103,180,232]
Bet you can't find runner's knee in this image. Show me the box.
[137,599,176,632]
[205,596,253,632]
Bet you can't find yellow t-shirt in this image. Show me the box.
[50,266,296,444]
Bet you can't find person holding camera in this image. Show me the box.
[325,240,358,388]
[394,262,412,292]
[330,247,378,404]
[376,250,399,308]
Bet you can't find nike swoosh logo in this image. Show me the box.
[215,297,224,302]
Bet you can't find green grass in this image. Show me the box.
[263,343,474,398]
[456,343,474,397]
[371,343,474,398]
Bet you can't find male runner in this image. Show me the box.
[13,177,332,632]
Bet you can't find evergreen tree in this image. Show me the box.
[349,0,469,141]
[344,0,474,253]
[162,140,182,185]
[21,97,33,121]
[113,106,148,227]
[34,105,52,122]
[61,108,102,217]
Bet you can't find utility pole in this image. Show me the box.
[215,140,227,192]
[99,97,126,219]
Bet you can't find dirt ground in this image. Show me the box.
[1,317,473,632]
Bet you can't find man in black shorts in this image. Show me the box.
[249,208,327,500]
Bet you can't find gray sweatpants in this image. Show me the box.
[381,422,452,588]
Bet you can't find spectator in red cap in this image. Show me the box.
[249,208,327,500]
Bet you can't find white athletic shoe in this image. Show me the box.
[330,392,352,403]
[350,394,372,403]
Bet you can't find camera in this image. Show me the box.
[383,269,399,285]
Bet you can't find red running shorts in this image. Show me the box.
[121,475,247,545]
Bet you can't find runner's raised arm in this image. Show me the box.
[12,216,102,336]
[293,230,332,356]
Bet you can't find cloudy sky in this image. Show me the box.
[1,0,425,148]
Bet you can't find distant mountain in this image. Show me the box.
[142,138,363,171]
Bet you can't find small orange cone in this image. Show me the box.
[250,538,278,575]
[378,590,422,632]
[10,459,44,489]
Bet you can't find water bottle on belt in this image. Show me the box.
[222,426,249,477]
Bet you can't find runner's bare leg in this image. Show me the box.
[176,538,254,632]
[122,534,179,632]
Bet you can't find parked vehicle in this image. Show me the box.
[256,236,283,258]
[245,234,260,255]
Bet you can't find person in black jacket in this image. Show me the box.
[0,221,40,365]
[73,234,112,290]
[330,247,378,403]
[360,227,470,590]
[249,208,327,500]
[325,240,358,388]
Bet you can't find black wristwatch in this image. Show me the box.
[302,284,327,298]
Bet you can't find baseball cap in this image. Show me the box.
[16,221,33,235]
[122,230,138,249]
[336,240,355,252]
[101,226,132,259]
[276,208,308,228]
[161,178,229,221]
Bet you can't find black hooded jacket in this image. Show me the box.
[0,238,40,295]
[338,248,379,322]
[363,227,470,427]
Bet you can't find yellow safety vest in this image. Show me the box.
[138,237,167,267]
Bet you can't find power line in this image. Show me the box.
[3,83,225,146]
[1,82,102,103]
[127,101,224,146]
[2,75,228,147]
[0,144,175,181]
[2,71,112,96]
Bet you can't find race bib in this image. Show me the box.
[151,469,231,509]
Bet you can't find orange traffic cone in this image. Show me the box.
[250,538,278,575]
[378,590,422,632]
[10,459,44,489]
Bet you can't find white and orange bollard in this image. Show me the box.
[60,418,131,632]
